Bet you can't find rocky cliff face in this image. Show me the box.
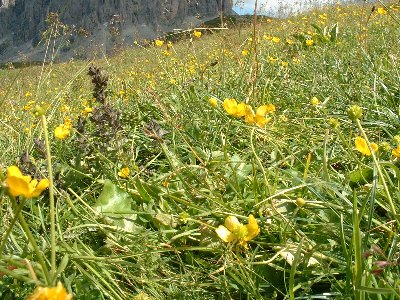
[0,0,233,62]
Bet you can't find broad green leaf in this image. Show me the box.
[94,180,133,216]
[347,167,374,188]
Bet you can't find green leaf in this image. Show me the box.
[93,180,133,216]
[347,167,374,188]
[311,23,323,35]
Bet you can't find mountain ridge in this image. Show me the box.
[0,0,233,62]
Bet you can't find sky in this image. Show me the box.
[232,0,363,17]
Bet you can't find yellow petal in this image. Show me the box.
[223,98,238,116]
[224,216,241,232]
[7,166,23,178]
[244,105,255,124]
[215,225,236,242]
[256,105,267,116]
[31,179,50,198]
[6,175,32,198]
[235,102,246,117]
[244,214,260,241]
[355,137,371,156]
[371,143,379,153]
[255,115,271,127]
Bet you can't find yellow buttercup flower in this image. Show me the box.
[235,102,247,118]
[286,38,294,45]
[216,214,260,248]
[82,107,93,116]
[64,116,72,129]
[310,97,320,106]
[377,7,387,15]
[255,115,272,127]
[118,167,130,179]
[208,97,218,108]
[355,137,378,156]
[54,124,70,140]
[28,282,73,300]
[193,30,202,38]
[256,104,276,115]
[5,166,49,198]
[272,36,280,43]
[244,105,255,124]
[223,98,238,116]
[392,145,400,158]
[155,39,164,47]
[241,49,249,56]
[306,39,314,46]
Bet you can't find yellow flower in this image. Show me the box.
[216,214,260,248]
[377,7,387,15]
[269,56,278,63]
[286,38,294,45]
[244,105,255,124]
[310,97,320,106]
[223,98,238,116]
[355,137,378,156]
[60,105,70,112]
[54,124,70,140]
[208,97,218,108]
[272,36,280,43]
[82,107,93,116]
[5,166,49,198]
[255,115,272,127]
[235,102,246,117]
[118,167,130,179]
[155,39,164,47]
[392,145,400,158]
[305,39,314,46]
[263,35,272,41]
[64,116,72,129]
[256,104,276,115]
[193,30,202,38]
[241,49,249,56]
[28,282,73,300]
[162,50,172,56]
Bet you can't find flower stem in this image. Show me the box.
[41,114,56,285]
[356,119,398,222]
[0,199,26,255]
[8,196,51,284]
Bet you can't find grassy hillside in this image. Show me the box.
[1,2,400,299]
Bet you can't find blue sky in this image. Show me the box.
[232,0,360,16]
[233,0,268,15]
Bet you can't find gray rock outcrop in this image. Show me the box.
[0,0,233,62]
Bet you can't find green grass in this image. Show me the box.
[1,1,400,299]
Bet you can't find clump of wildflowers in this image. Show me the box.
[223,98,275,127]
[216,214,260,248]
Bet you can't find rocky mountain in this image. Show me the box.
[0,0,233,62]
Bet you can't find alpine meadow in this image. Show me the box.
[1,1,400,299]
